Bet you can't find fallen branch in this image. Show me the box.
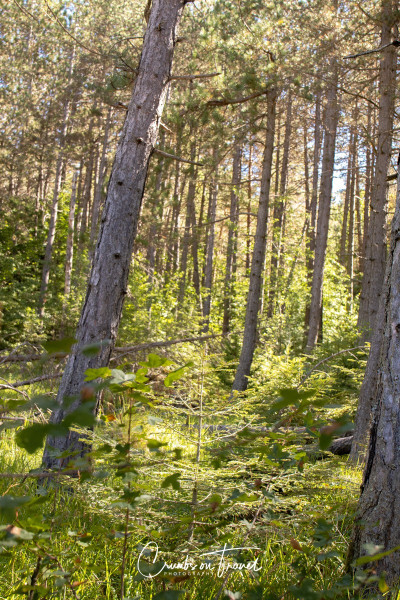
[111,332,224,360]
[1,333,227,366]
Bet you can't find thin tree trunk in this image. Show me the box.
[202,159,219,331]
[231,90,277,392]
[223,143,241,334]
[304,91,323,337]
[305,69,339,353]
[38,98,71,316]
[339,132,353,266]
[245,143,252,272]
[64,169,79,301]
[42,0,186,469]
[357,1,397,339]
[268,91,292,317]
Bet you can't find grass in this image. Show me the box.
[0,422,363,600]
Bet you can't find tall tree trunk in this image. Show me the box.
[178,139,197,306]
[357,0,397,339]
[347,154,400,585]
[42,0,186,470]
[268,91,292,318]
[304,91,323,337]
[38,98,71,316]
[349,0,397,464]
[305,69,339,353]
[231,90,277,393]
[245,143,252,273]
[64,168,79,301]
[202,160,219,331]
[223,143,242,334]
[339,132,353,266]
[90,107,112,252]
[360,104,374,273]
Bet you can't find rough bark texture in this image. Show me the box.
[349,1,397,465]
[357,1,397,340]
[231,90,276,392]
[348,154,400,584]
[43,0,186,469]
[305,70,339,353]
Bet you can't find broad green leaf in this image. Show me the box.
[15,423,69,454]
[161,472,181,490]
[84,367,112,382]
[164,362,193,387]
[139,353,173,369]
[354,545,400,566]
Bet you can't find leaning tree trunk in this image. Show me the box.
[231,89,276,393]
[305,69,339,353]
[357,0,397,340]
[43,0,186,470]
[348,154,400,586]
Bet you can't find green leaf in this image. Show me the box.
[147,439,167,451]
[161,472,181,490]
[42,337,76,355]
[164,362,193,387]
[15,423,69,454]
[354,545,400,566]
[0,496,31,519]
[139,353,173,368]
[110,369,136,384]
[62,405,96,428]
[84,367,112,382]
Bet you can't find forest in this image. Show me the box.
[1,0,400,597]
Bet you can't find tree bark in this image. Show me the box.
[223,142,241,334]
[268,91,292,318]
[90,106,112,252]
[42,0,186,470]
[348,154,400,585]
[202,157,218,331]
[64,168,79,300]
[357,0,397,340]
[304,91,322,337]
[305,69,339,353]
[231,90,276,392]
[38,97,71,317]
